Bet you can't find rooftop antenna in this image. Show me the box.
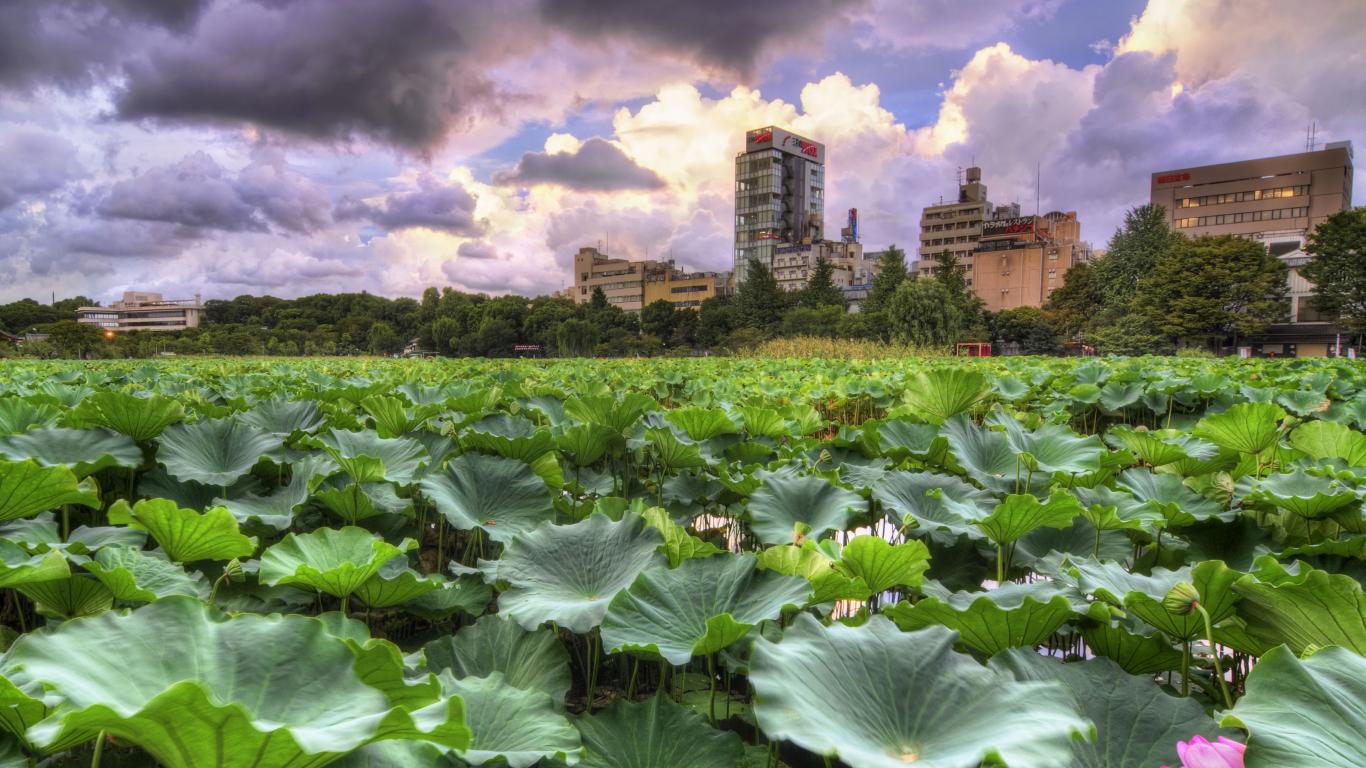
[955,166,963,187]
[1306,122,1318,152]
[1034,160,1041,216]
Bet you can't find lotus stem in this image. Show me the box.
[1197,604,1234,709]
[340,594,349,616]
[1180,640,1190,696]
[91,731,105,768]
[707,653,717,723]
[627,657,639,699]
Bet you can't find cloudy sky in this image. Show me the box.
[1,0,1362,304]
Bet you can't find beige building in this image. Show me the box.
[1150,142,1354,355]
[572,247,729,311]
[918,168,1023,284]
[76,291,203,333]
[771,239,881,295]
[971,211,1090,312]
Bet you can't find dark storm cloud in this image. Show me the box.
[537,0,861,75]
[0,129,86,211]
[494,138,666,191]
[113,0,505,150]
[336,176,481,234]
[457,241,500,260]
[95,150,332,233]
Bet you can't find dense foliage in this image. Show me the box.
[0,355,1362,767]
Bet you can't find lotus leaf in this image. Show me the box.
[0,427,141,476]
[885,579,1079,656]
[1231,565,1366,654]
[420,453,555,543]
[975,491,1084,544]
[1192,402,1286,455]
[424,614,571,703]
[82,546,209,601]
[0,459,100,524]
[443,673,581,767]
[573,695,742,768]
[157,418,282,487]
[260,526,416,600]
[835,534,930,593]
[108,498,258,562]
[746,474,863,545]
[71,391,184,442]
[316,429,427,484]
[1289,419,1366,466]
[901,369,989,424]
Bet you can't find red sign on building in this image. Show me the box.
[1156,172,1191,184]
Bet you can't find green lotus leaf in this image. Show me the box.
[67,524,148,553]
[315,429,427,485]
[749,615,1092,768]
[994,650,1222,768]
[835,534,930,593]
[756,543,870,604]
[17,575,113,619]
[875,419,940,460]
[994,415,1105,477]
[737,406,788,440]
[0,540,69,588]
[237,398,326,436]
[1072,484,1166,531]
[975,491,1084,544]
[0,398,61,435]
[871,470,991,541]
[108,498,258,562]
[82,545,209,601]
[353,561,445,609]
[0,427,141,477]
[1276,389,1330,416]
[260,526,416,599]
[360,395,424,439]
[639,506,722,567]
[317,482,410,524]
[157,418,282,487]
[1103,425,1218,467]
[563,393,656,434]
[1069,559,1239,640]
[420,453,555,544]
[901,369,989,424]
[645,428,706,472]
[1221,645,1365,768]
[462,414,554,463]
[884,580,1079,656]
[1098,381,1145,413]
[1192,402,1287,455]
[71,391,184,442]
[424,614,571,704]
[941,415,1029,494]
[1,597,471,767]
[1231,566,1366,654]
[1115,468,1230,526]
[1078,603,1184,674]
[555,423,619,467]
[405,576,493,621]
[485,514,663,633]
[0,459,100,524]
[442,673,581,768]
[573,695,742,768]
[1248,469,1359,518]
[746,474,863,545]
[664,407,739,441]
[601,553,810,665]
[1289,419,1366,466]
[218,453,336,531]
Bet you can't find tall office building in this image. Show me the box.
[917,167,1018,284]
[734,127,825,281]
[971,211,1090,312]
[1150,141,1354,356]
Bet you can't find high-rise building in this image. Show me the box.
[75,291,203,333]
[1149,141,1355,356]
[917,167,1019,284]
[971,211,1091,312]
[571,247,730,311]
[734,126,825,281]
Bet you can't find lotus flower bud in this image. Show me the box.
[1163,581,1200,615]
[1161,735,1246,768]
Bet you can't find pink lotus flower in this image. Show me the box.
[1162,735,1246,768]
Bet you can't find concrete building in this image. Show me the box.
[734,126,825,281]
[971,211,1091,312]
[76,291,203,333]
[1150,142,1355,356]
[918,166,1020,284]
[771,239,883,294]
[571,247,730,311]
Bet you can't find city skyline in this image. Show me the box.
[1,0,1364,305]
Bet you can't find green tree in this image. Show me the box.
[933,250,987,340]
[1090,204,1181,307]
[800,257,846,308]
[554,318,598,357]
[1301,207,1366,340]
[640,299,677,344]
[43,321,109,359]
[780,305,842,337]
[991,307,1062,355]
[735,256,789,334]
[696,295,738,349]
[589,286,610,310]
[887,279,962,347]
[863,245,909,317]
[1042,261,1100,339]
[431,316,461,355]
[366,321,403,356]
[1136,234,1290,351]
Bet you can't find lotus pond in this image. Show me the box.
[0,356,1362,768]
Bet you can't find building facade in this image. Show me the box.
[1150,142,1355,356]
[734,126,825,281]
[918,167,1021,284]
[971,211,1090,312]
[571,247,729,311]
[76,291,203,333]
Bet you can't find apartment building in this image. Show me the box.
[734,126,825,281]
[771,240,879,293]
[76,291,203,333]
[971,211,1090,312]
[1150,142,1354,356]
[918,167,1020,283]
[571,247,729,311]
